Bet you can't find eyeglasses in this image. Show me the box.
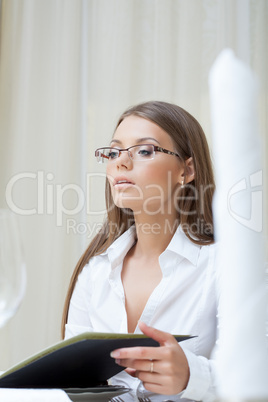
[95,144,181,164]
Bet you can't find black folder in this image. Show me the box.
[0,332,192,389]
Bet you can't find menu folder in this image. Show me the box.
[0,332,193,389]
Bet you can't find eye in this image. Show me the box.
[108,149,119,159]
[138,145,154,157]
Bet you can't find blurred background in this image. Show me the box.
[0,0,267,370]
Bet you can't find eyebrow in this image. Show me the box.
[110,137,161,145]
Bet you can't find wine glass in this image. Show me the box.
[0,209,26,328]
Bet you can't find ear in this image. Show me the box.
[179,157,195,185]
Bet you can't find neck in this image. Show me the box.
[133,212,179,258]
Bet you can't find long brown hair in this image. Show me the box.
[61,101,215,338]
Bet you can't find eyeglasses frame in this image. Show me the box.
[95,144,181,163]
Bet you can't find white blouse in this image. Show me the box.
[65,225,219,401]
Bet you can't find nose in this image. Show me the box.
[116,150,133,169]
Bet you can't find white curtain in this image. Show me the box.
[0,0,267,370]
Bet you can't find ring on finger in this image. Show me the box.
[150,360,154,373]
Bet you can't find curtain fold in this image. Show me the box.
[0,0,267,370]
[0,0,88,369]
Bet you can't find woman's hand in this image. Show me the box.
[110,321,190,395]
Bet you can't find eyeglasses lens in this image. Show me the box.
[133,145,155,161]
[96,145,155,164]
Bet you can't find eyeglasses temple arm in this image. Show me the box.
[156,146,180,158]
[95,150,109,159]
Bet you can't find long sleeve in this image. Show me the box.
[179,346,217,402]
[65,263,94,339]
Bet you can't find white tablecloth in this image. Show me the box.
[0,388,71,401]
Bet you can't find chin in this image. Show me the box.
[113,200,141,213]
[112,193,141,211]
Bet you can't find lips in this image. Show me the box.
[113,176,135,186]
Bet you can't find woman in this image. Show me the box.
[62,101,218,401]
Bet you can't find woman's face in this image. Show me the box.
[106,115,185,216]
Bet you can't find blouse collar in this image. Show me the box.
[101,224,201,269]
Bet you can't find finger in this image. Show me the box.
[111,346,151,359]
[111,343,178,361]
[142,381,168,394]
[124,367,137,377]
[137,370,162,385]
[110,323,178,360]
[138,321,178,346]
[115,358,159,373]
